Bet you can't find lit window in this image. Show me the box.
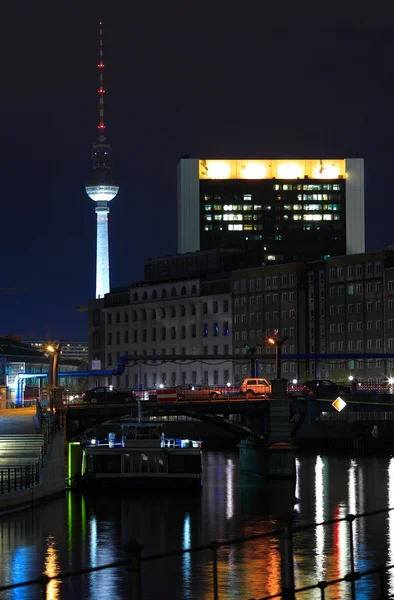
[323,215,332,220]
[293,215,302,220]
[204,205,212,211]
[228,224,243,231]
[293,205,302,210]
[244,194,252,201]
[303,214,322,221]
[213,215,222,221]
[204,215,212,221]
[213,205,222,211]
[254,205,262,210]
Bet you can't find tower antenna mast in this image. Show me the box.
[98,21,106,139]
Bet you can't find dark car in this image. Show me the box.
[302,379,351,398]
[176,384,222,400]
[81,387,136,404]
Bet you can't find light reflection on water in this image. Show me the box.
[0,452,393,599]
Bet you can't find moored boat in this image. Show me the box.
[69,422,203,491]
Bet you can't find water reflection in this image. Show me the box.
[388,458,394,596]
[314,455,325,582]
[182,513,192,599]
[226,458,234,520]
[1,452,394,599]
[44,536,61,600]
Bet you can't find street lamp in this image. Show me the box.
[45,343,63,414]
[244,344,258,377]
[267,335,288,380]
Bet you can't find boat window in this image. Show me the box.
[168,455,185,473]
[123,454,131,473]
[141,453,149,472]
[184,455,202,474]
[93,455,121,474]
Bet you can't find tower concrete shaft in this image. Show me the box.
[95,204,110,298]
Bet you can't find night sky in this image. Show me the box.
[2,1,394,341]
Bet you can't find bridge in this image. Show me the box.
[64,397,269,441]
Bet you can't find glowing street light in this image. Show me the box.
[348,375,354,381]
[267,334,288,379]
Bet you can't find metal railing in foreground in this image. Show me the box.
[0,464,40,494]
[0,506,393,599]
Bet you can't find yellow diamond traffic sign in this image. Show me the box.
[332,396,346,412]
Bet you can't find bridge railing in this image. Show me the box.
[1,506,394,599]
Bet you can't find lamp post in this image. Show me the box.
[45,343,63,415]
[267,335,288,380]
[244,345,258,378]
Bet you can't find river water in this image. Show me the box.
[0,451,393,600]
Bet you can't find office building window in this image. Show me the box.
[203,324,208,337]
[108,332,112,345]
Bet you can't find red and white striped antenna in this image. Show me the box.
[98,21,106,137]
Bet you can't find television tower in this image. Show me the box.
[85,22,119,299]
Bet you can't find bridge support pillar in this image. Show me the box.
[239,396,296,479]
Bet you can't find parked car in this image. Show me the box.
[176,384,222,400]
[302,380,351,398]
[81,387,136,404]
[240,378,271,398]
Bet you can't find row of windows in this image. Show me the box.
[329,340,389,351]
[234,274,296,291]
[235,328,295,341]
[328,301,384,315]
[327,360,386,370]
[328,263,382,281]
[234,292,296,306]
[131,285,198,303]
[111,368,231,387]
[233,344,296,354]
[273,183,342,191]
[234,310,296,323]
[327,282,384,297]
[107,301,229,325]
[328,321,387,333]
[108,323,230,344]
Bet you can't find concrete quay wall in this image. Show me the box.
[0,431,65,515]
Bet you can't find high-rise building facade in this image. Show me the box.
[178,158,364,265]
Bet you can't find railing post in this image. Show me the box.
[7,468,10,493]
[1,470,3,494]
[209,541,220,600]
[123,540,143,599]
[38,573,50,599]
[280,518,295,600]
[346,514,357,600]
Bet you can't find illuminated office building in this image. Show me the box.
[177,158,364,265]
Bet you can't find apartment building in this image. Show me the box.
[232,262,307,381]
[88,270,234,389]
[310,249,394,381]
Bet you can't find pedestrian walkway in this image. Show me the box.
[0,408,39,434]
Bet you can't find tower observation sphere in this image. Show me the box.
[85,22,119,299]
